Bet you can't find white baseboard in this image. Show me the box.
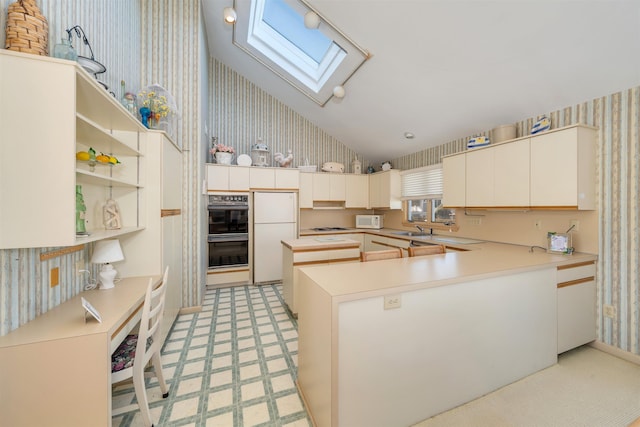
[589,341,640,366]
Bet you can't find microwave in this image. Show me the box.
[356,215,383,229]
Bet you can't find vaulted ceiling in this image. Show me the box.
[203,1,640,162]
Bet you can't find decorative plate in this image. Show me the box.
[237,154,252,166]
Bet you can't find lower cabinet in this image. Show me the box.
[557,261,596,353]
[364,234,410,256]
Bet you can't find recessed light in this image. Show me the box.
[404,132,415,139]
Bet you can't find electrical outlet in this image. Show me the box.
[50,267,59,288]
[384,294,401,310]
[604,304,616,318]
[570,219,580,232]
[534,220,543,230]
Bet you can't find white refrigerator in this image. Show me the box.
[253,191,298,283]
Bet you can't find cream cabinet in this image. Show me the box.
[299,173,314,208]
[117,131,183,343]
[345,174,369,208]
[207,165,299,192]
[466,138,529,208]
[363,234,410,255]
[313,173,346,201]
[530,126,596,210]
[207,164,250,191]
[0,50,145,249]
[249,167,299,190]
[557,261,596,353]
[442,124,596,210]
[442,154,465,208]
[369,170,401,209]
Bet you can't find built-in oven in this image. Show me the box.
[208,194,249,269]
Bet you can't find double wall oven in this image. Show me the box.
[207,194,249,270]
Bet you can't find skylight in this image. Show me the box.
[233,0,370,106]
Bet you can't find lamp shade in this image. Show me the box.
[91,239,124,264]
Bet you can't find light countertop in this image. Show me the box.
[298,241,596,300]
[282,237,360,251]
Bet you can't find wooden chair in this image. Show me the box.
[360,248,403,262]
[111,266,170,427]
[407,244,446,257]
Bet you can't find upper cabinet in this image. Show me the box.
[466,138,529,208]
[0,50,145,249]
[313,173,346,201]
[442,124,597,210]
[369,170,401,209]
[206,165,299,192]
[345,174,369,208]
[530,126,596,210]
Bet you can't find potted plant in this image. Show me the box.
[210,142,235,165]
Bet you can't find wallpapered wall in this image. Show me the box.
[209,58,368,171]
[0,0,143,336]
[391,86,640,354]
[1,1,639,360]
[0,0,206,335]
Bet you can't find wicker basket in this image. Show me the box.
[5,0,48,56]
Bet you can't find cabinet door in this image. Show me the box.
[465,148,494,207]
[275,169,299,189]
[313,173,331,200]
[299,173,313,208]
[250,168,275,189]
[329,174,346,201]
[493,139,529,207]
[364,234,389,252]
[557,279,596,353]
[442,154,465,207]
[229,167,250,191]
[369,171,401,209]
[530,128,578,208]
[345,175,369,208]
[207,165,230,191]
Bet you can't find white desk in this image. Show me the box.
[0,276,160,427]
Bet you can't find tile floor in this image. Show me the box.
[112,284,312,427]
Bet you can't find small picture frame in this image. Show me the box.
[547,232,573,254]
[82,297,102,323]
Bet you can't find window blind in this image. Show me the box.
[400,164,443,199]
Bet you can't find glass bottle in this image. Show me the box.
[76,185,87,234]
[53,37,77,61]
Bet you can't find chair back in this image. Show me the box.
[407,244,446,257]
[360,248,403,262]
[136,266,169,368]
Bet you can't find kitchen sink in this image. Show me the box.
[391,231,424,236]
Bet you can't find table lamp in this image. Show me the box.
[91,239,124,290]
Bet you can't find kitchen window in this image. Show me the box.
[401,165,457,230]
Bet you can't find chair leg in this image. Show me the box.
[133,366,154,427]
[151,351,169,398]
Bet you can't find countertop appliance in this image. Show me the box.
[207,193,249,269]
[253,191,297,283]
[356,214,383,229]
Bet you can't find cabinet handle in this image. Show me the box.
[557,276,594,288]
[557,261,595,270]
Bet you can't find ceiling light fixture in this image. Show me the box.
[333,85,346,99]
[303,11,320,29]
[404,132,415,139]
[223,7,237,24]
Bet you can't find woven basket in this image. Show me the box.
[5,0,48,56]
